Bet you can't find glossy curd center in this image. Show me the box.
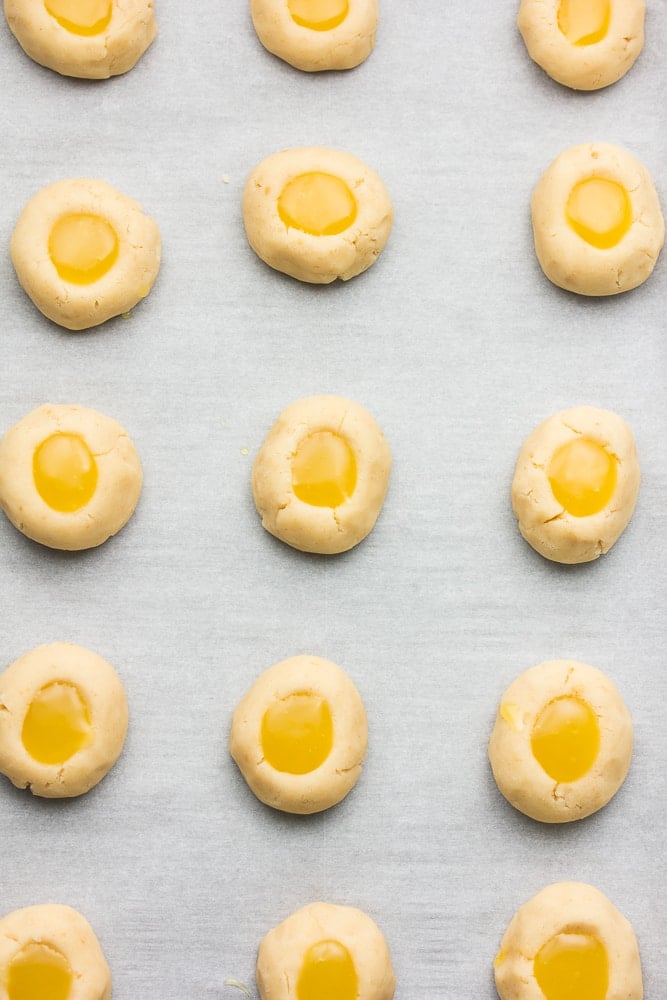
[261,692,333,774]
[49,212,119,284]
[292,430,357,507]
[296,939,359,1000]
[33,433,98,513]
[557,0,610,46]
[278,172,357,236]
[6,942,73,1000]
[288,0,349,30]
[565,177,632,249]
[534,932,609,1000]
[547,437,617,517]
[531,695,600,783]
[22,682,93,765]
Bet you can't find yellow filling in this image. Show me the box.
[33,433,98,513]
[565,178,632,250]
[557,0,610,46]
[277,172,357,236]
[292,431,357,507]
[43,0,112,35]
[261,692,333,774]
[534,932,609,1000]
[6,943,72,1000]
[531,695,600,783]
[49,213,119,285]
[296,940,359,1000]
[547,437,617,518]
[287,0,349,31]
[22,682,93,765]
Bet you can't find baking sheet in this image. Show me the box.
[0,2,666,996]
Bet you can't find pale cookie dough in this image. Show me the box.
[518,0,645,90]
[488,660,632,823]
[252,395,391,554]
[11,178,161,330]
[242,147,393,283]
[251,0,377,72]
[0,904,111,1000]
[257,902,395,1000]
[0,642,128,798]
[230,654,368,814]
[4,0,156,78]
[494,882,642,1000]
[0,403,143,551]
[531,143,664,296]
[511,405,640,564]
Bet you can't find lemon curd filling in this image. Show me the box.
[557,0,611,46]
[292,431,357,507]
[296,939,359,1000]
[33,433,98,513]
[21,682,93,765]
[565,177,632,250]
[547,437,617,518]
[48,212,119,285]
[277,172,358,236]
[43,0,112,36]
[6,942,73,1000]
[287,0,349,31]
[261,692,333,774]
[531,696,600,783]
[534,932,609,1000]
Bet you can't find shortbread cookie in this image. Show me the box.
[0,642,128,798]
[511,406,640,564]
[257,902,395,1000]
[3,0,156,78]
[251,0,377,71]
[11,178,161,330]
[230,654,367,814]
[242,147,393,283]
[531,143,664,296]
[0,904,111,1000]
[494,882,642,1000]
[0,403,142,551]
[252,395,391,554]
[518,0,645,90]
[488,660,632,823]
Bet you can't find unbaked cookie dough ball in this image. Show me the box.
[518,0,645,90]
[531,143,664,296]
[251,0,377,72]
[11,178,161,330]
[230,654,368,814]
[511,406,640,564]
[494,882,642,1000]
[488,659,632,823]
[0,642,128,798]
[0,904,111,1000]
[257,902,395,1000]
[252,395,391,554]
[0,403,143,551]
[3,0,156,78]
[242,147,393,283]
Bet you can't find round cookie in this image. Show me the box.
[0,403,143,551]
[531,143,664,296]
[0,642,128,798]
[252,395,391,554]
[251,0,377,72]
[11,178,161,330]
[0,904,111,999]
[242,147,393,283]
[494,882,642,1000]
[257,902,395,1000]
[511,405,640,564]
[3,0,156,78]
[230,654,368,814]
[518,0,645,91]
[488,659,633,823]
